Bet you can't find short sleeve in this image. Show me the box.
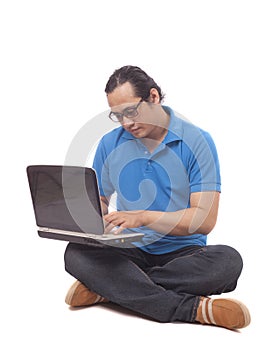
[92,138,115,197]
[187,131,221,193]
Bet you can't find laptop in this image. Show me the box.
[27,165,144,247]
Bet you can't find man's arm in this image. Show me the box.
[100,195,110,215]
[104,191,220,236]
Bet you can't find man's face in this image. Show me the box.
[107,82,163,139]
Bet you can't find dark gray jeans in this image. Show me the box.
[64,243,243,323]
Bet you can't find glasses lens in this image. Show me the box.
[109,100,142,122]
[124,107,138,118]
[109,112,122,122]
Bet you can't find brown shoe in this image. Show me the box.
[195,297,251,329]
[65,280,108,307]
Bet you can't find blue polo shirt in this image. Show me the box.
[93,106,221,254]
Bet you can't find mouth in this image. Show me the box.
[128,126,142,134]
[123,122,145,136]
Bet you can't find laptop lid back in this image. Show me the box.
[27,165,105,234]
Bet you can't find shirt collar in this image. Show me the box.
[121,106,184,143]
[162,106,183,143]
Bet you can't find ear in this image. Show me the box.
[148,88,161,104]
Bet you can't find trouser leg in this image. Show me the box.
[64,243,200,323]
[147,245,243,296]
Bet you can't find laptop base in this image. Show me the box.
[38,230,142,248]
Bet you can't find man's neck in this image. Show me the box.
[141,108,170,152]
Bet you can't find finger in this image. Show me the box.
[104,222,116,234]
[103,219,116,233]
[106,216,125,227]
[103,218,111,227]
[104,212,118,224]
[104,211,120,219]
[114,225,125,235]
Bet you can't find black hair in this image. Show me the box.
[105,65,165,102]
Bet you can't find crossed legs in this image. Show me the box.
[64,243,243,323]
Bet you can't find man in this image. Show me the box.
[64,65,250,329]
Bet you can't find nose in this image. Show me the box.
[122,116,135,126]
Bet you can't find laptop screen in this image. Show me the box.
[27,165,105,234]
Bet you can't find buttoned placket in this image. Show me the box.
[136,140,167,175]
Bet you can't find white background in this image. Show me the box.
[1,0,279,349]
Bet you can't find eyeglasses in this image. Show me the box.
[108,98,144,123]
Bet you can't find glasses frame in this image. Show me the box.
[108,98,144,123]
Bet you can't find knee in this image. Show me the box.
[64,243,86,273]
[218,245,243,278]
[64,242,107,274]
[64,243,78,261]
[64,243,76,270]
